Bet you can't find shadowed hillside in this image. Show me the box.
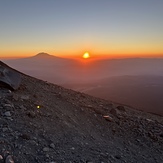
[64,75,163,116]
[0,61,163,162]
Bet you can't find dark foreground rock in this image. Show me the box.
[0,66,163,162]
[0,61,21,90]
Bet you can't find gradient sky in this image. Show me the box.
[0,0,163,58]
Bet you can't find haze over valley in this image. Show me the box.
[3,53,163,116]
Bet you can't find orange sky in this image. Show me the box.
[0,1,163,59]
[1,49,163,60]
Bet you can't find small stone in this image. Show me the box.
[86,161,93,163]
[19,105,27,110]
[43,147,50,152]
[117,105,126,112]
[45,154,49,158]
[103,115,113,122]
[21,95,29,100]
[160,133,163,138]
[146,119,153,122]
[12,94,19,101]
[4,104,13,108]
[6,117,13,121]
[87,105,93,108]
[136,139,140,142]
[115,155,121,159]
[27,111,36,118]
[4,99,11,104]
[33,94,37,98]
[110,108,118,116]
[4,111,11,117]
[49,143,55,149]
[17,145,22,149]
[71,147,75,150]
[0,155,3,160]
[5,155,14,163]
[2,127,8,132]
[20,134,31,140]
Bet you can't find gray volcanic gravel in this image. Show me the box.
[0,73,163,163]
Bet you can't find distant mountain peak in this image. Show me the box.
[32,52,68,60]
[35,52,52,57]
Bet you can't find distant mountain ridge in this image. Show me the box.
[33,52,52,58]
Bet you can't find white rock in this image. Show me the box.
[4,111,11,117]
[43,147,50,152]
[21,95,29,100]
[49,143,55,149]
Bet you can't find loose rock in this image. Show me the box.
[5,155,14,163]
[4,111,11,117]
[43,147,50,152]
[117,105,126,112]
[49,143,55,149]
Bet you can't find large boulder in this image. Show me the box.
[0,61,21,90]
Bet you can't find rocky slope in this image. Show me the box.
[0,65,163,162]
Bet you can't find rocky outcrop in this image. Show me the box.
[0,61,21,90]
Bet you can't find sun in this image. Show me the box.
[83,52,90,59]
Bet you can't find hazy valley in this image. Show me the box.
[3,53,163,116]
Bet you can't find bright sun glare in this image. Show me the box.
[83,52,90,59]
